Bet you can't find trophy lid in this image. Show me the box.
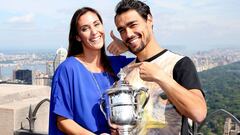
[105,69,134,95]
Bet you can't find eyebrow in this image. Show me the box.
[117,20,137,32]
[93,20,101,24]
[79,20,101,29]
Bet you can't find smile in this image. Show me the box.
[129,38,138,44]
[127,35,139,44]
[90,36,101,42]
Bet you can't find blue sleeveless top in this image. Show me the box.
[49,56,133,135]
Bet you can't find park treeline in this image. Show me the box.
[198,61,240,134]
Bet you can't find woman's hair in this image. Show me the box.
[67,7,115,76]
[67,7,103,57]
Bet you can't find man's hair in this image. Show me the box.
[115,0,152,21]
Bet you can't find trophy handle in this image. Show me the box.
[99,98,107,120]
[134,87,149,119]
[138,87,149,109]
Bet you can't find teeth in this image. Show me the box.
[128,37,138,44]
[90,36,101,42]
[130,38,138,43]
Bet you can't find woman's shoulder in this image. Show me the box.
[53,56,84,80]
[62,56,76,64]
[55,56,81,72]
[59,56,78,66]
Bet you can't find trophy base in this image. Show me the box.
[117,125,135,135]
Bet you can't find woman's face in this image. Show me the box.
[76,11,105,51]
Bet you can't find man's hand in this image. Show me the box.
[128,62,166,82]
[107,30,128,55]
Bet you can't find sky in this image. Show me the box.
[0,0,240,54]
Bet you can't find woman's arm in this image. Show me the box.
[57,115,95,135]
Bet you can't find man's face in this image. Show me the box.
[115,10,152,54]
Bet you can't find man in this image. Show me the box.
[109,0,207,134]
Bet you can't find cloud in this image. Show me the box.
[0,0,239,51]
[8,13,35,24]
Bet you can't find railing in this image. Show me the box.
[14,98,50,135]
[196,109,240,135]
[14,105,239,135]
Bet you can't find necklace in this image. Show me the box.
[75,56,110,100]
[90,71,110,100]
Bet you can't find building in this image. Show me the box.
[14,69,32,84]
[46,61,54,77]
[32,47,67,86]
[0,84,50,135]
[0,66,2,81]
[32,71,51,86]
[224,117,240,135]
[53,47,67,71]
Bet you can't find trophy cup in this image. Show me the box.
[100,69,149,135]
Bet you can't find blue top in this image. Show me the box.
[49,56,133,135]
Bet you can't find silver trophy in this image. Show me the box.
[100,69,149,135]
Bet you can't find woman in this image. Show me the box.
[49,7,131,135]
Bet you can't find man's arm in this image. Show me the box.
[130,62,207,123]
[156,80,207,123]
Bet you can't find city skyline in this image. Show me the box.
[0,0,240,52]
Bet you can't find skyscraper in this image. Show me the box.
[53,47,67,71]
[46,61,54,77]
[14,69,32,84]
[0,66,2,81]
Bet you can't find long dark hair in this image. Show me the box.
[67,7,114,75]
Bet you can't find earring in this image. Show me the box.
[76,36,81,42]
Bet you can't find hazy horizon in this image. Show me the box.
[0,44,239,56]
